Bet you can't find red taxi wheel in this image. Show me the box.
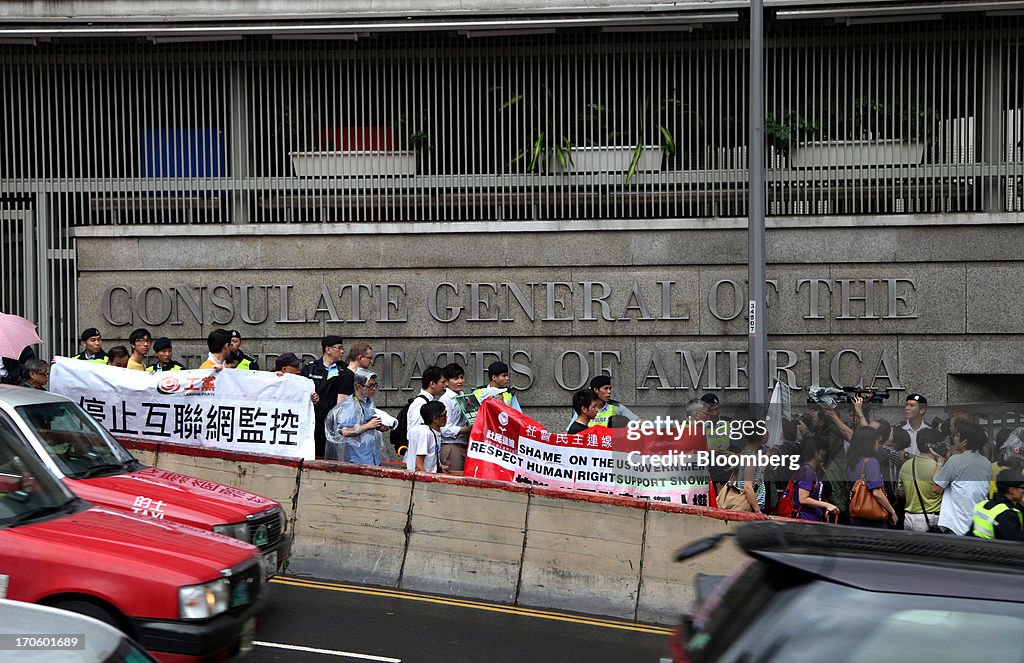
[51,600,124,632]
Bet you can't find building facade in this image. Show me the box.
[2,0,1023,427]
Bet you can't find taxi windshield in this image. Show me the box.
[16,402,136,479]
[0,414,76,525]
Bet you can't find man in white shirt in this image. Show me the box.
[933,421,993,535]
[901,392,931,455]
[406,365,446,432]
[438,363,473,473]
[406,401,447,473]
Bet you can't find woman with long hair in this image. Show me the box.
[847,425,898,527]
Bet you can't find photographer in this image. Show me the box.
[898,427,945,532]
[933,421,992,535]
[800,406,851,516]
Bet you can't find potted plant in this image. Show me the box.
[575,98,676,183]
[764,110,820,166]
[788,98,937,168]
[287,108,427,177]
[498,87,674,183]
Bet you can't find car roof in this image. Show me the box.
[736,521,1024,602]
[0,599,145,661]
[0,384,74,408]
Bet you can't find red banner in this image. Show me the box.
[464,399,710,507]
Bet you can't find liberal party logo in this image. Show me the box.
[157,377,182,394]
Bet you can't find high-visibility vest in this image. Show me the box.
[236,357,253,370]
[75,352,107,364]
[590,402,620,427]
[972,499,1023,539]
[473,386,513,406]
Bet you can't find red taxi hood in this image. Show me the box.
[65,466,278,529]
[15,504,257,581]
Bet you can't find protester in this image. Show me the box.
[847,425,898,527]
[970,468,1024,541]
[793,436,839,521]
[75,327,107,363]
[333,341,374,402]
[897,427,944,532]
[406,400,447,473]
[198,329,232,369]
[0,356,20,385]
[933,421,992,535]
[274,352,303,375]
[568,389,602,434]
[472,361,521,412]
[438,363,472,473]
[19,359,49,390]
[227,330,259,371]
[147,337,184,373]
[564,375,638,430]
[126,328,151,371]
[324,368,385,466]
[406,366,445,432]
[106,345,130,368]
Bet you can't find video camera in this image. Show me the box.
[807,386,891,410]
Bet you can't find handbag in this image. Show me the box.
[849,459,888,521]
[911,457,943,533]
[718,475,754,512]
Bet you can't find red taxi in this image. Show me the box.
[0,386,288,577]
[0,405,267,662]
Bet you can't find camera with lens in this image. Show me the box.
[807,386,891,410]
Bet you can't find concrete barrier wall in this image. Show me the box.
[121,439,762,624]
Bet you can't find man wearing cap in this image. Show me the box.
[564,375,638,431]
[148,338,184,373]
[902,393,931,455]
[970,469,1024,541]
[302,335,344,391]
[228,330,259,371]
[75,328,107,364]
[473,361,522,413]
[275,352,303,375]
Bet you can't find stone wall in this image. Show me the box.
[74,218,1024,430]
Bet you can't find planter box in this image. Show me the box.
[289,151,417,177]
[553,146,664,174]
[790,139,924,168]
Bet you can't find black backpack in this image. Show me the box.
[390,394,430,453]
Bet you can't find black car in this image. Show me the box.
[670,521,1024,663]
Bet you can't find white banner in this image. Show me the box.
[49,357,315,460]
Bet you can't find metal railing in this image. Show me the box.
[0,18,1020,226]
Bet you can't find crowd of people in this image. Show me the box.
[4,326,1022,541]
[695,392,1024,541]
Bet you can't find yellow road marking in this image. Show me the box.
[270,576,673,636]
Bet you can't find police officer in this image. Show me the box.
[148,337,184,373]
[473,361,522,412]
[75,327,107,363]
[228,330,259,371]
[971,468,1024,541]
